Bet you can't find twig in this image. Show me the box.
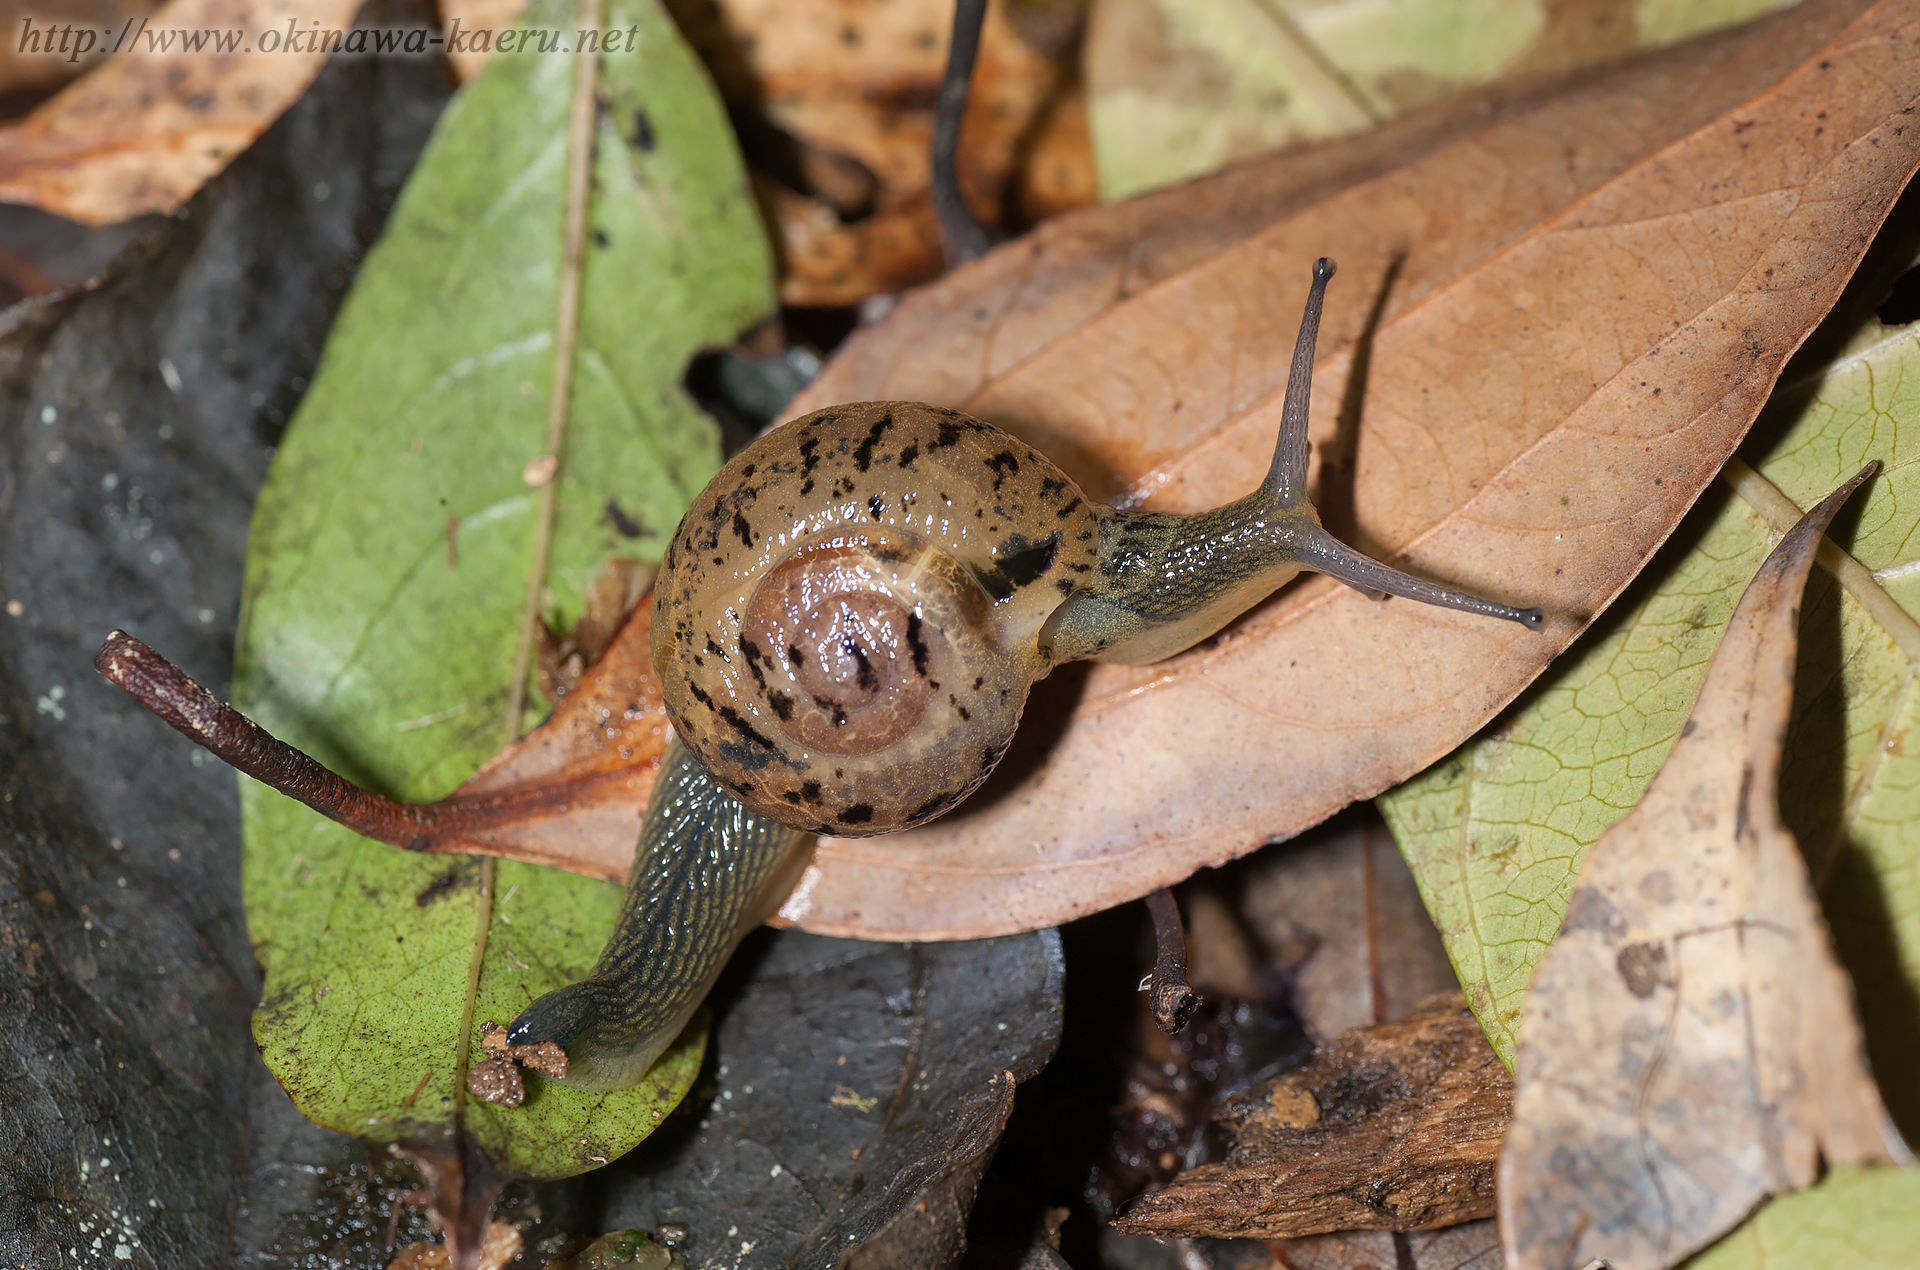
[932,0,992,266]
[1144,888,1199,1034]
[93,630,436,847]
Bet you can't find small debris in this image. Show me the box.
[466,1020,570,1107]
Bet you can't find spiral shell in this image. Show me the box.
[653,401,1103,836]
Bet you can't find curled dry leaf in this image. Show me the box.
[0,0,365,226]
[761,0,1920,943]
[1499,465,1911,1270]
[1115,992,1512,1241]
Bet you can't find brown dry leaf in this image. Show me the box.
[0,0,363,225]
[0,0,160,100]
[1116,992,1512,1241]
[1268,1222,1501,1270]
[761,0,1920,942]
[386,1219,523,1270]
[1498,465,1911,1270]
[439,0,529,80]
[668,0,1092,303]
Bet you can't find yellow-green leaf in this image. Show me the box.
[1682,1166,1920,1270]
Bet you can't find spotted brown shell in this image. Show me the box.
[652,401,1103,836]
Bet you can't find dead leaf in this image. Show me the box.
[1237,809,1458,1041]
[0,0,364,225]
[1115,992,1512,1241]
[0,0,159,100]
[762,0,1920,942]
[386,1219,523,1270]
[1498,464,1911,1270]
[668,0,1093,303]
[1268,1221,1501,1270]
[440,0,529,80]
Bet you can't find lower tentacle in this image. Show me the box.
[508,738,813,1091]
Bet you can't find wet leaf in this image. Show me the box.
[1498,466,1909,1270]
[761,0,1920,942]
[0,13,450,1262]
[597,928,1063,1270]
[1083,0,1794,200]
[1680,1165,1920,1270]
[234,0,774,1179]
[1380,263,1920,1082]
[0,0,364,226]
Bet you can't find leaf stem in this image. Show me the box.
[503,0,606,745]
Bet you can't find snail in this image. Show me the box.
[503,258,1542,1088]
[94,259,1542,1094]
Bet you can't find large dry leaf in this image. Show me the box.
[0,0,362,226]
[755,0,1920,942]
[1498,466,1910,1270]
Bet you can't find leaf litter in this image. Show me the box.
[1500,464,1910,1270]
[0,0,365,225]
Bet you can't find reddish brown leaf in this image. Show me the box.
[756,0,1920,941]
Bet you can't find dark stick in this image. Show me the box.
[94,630,442,846]
[932,0,993,266]
[1144,887,1199,1034]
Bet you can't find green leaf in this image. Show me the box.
[1378,309,1920,1107]
[1084,0,1791,201]
[1681,1166,1920,1270]
[233,0,774,1176]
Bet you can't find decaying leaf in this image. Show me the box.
[1116,992,1512,1241]
[1268,1222,1502,1270]
[1082,0,1793,200]
[666,0,1094,303]
[1380,247,1920,1089]
[0,0,367,226]
[234,0,772,1190]
[1499,466,1910,1270]
[761,0,1920,943]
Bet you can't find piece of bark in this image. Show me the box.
[1499,466,1910,1270]
[1114,993,1512,1241]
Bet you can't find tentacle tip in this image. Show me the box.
[1513,607,1545,631]
[1312,257,1335,282]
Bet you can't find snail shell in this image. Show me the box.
[654,401,1100,836]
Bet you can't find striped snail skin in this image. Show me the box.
[509,259,1544,1088]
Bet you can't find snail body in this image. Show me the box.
[511,259,1543,1089]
